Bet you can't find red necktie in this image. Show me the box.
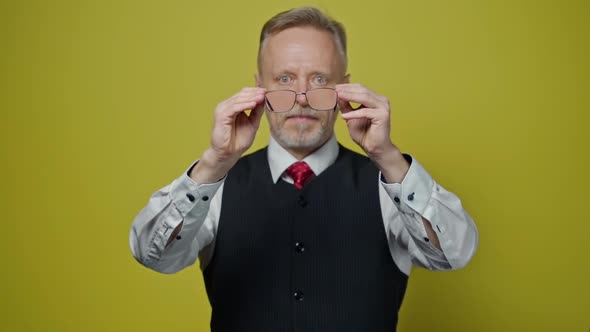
[286,161,314,190]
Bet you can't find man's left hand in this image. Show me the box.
[336,83,409,183]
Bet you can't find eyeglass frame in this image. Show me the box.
[264,87,338,113]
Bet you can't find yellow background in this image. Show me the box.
[1,0,588,331]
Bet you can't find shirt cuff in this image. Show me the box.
[380,154,434,215]
[169,160,225,217]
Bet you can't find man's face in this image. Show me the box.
[257,26,347,154]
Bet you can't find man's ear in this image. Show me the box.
[255,73,262,87]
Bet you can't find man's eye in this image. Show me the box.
[314,76,328,84]
[279,76,291,84]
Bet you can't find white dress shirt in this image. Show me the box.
[129,135,478,276]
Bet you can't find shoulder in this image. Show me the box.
[237,147,267,164]
[226,147,269,179]
[333,144,379,186]
[337,144,375,169]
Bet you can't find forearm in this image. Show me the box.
[190,148,238,184]
[369,144,410,185]
[129,166,223,274]
[381,155,478,270]
[375,148,442,249]
[131,87,263,273]
[419,187,478,269]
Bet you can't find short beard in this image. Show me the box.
[274,121,326,150]
[269,107,331,153]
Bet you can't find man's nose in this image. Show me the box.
[295,82,310,107]
[295,92,309,107]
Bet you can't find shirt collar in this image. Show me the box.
[267,134,339,184]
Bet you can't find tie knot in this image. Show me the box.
[286,161,314,190]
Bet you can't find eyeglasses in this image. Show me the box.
[264,88,338,113]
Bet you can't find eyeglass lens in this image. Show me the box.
[265,88,337,113]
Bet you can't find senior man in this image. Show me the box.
[130,6,478,332]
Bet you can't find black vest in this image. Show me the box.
[203,145,408,332]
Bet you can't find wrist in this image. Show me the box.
[370,144,409,184]
[190,148,236,184]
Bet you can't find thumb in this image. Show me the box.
[248,104,265,129]
[338,100,354,114]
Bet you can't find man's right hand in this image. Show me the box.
[190,87,266,184]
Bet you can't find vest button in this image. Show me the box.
[295,242,305,253]
[293,291,304,301]
[298,195,308,207]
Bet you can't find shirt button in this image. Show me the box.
[293,291,304,301]
[408,193,415,201]
[393,197,400,203]
[186,193,195,202]
[424,237,430,242]
[202,195,209,201]
[295,242,305,253]
[176,235,182,240]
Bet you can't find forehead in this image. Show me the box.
[259,26,344,74]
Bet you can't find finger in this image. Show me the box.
[335,83,363,90]
[225,87,265,104]
[336,83,389,108]
[232,92,265,105]
[335,83,371,96]
[237,87,267,95]
[337,90,384,109]
[247,104,265,129]
[225,101,261,116]
[337,99,354,114]
[221,92,265,116]
[340,108,380,121]
[230,89,266,103]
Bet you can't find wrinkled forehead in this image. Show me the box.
[258,26,346,75]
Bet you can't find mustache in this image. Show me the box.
[284,107,319,118]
